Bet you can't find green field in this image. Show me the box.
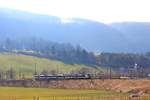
[0,87,125,100]
[0,53,103,78]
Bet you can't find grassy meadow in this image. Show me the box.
[0,87,125,100]
[0,52,103,78]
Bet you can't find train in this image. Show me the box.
[34,74,91,81]
[34,73,150,81]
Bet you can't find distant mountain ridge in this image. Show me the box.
[0,8,150,53]
[110,22,150,52]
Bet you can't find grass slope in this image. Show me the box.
[0,53,102,78]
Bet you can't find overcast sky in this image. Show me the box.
[0,0,150,23]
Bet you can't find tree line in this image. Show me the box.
[0,38,150,71]
[0,38,96,66]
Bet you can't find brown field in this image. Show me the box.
[45,79,150,94]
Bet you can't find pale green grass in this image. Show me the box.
[0,53,103,78]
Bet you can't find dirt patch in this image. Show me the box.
[50,79,150,94]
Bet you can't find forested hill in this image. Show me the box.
[97,53,150,69]
[1,8,150,53]
[1,38,150,70]
[0,38,97,66]
[0,8,150,70]
[0,8,136,53]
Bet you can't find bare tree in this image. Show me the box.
[41,69,49,75]
[0,68,4,80]
[78,68,92,74]
[6,67,16,80]
[49,69,57,75]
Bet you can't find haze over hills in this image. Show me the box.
[0,8,150,53]
[110,22,150,52]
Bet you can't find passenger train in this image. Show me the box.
[34,74,91,81]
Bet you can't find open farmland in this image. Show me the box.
[0,87,150,100]
[0,87,126,100]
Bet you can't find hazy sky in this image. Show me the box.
[0,0,150,23]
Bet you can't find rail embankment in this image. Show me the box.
[0,79,150,94]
